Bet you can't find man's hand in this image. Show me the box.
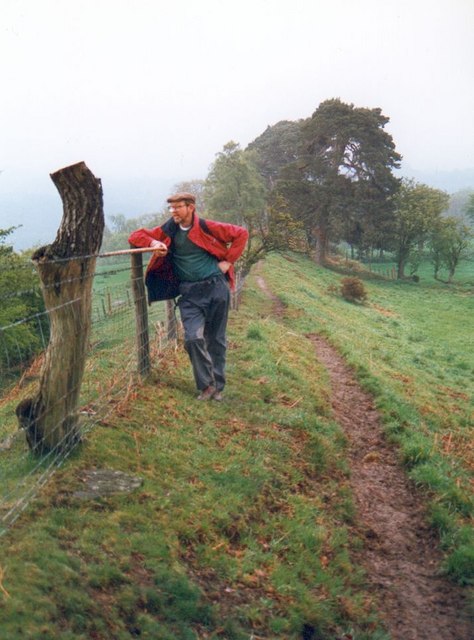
[150,240,168,256]
[218,260,232,274]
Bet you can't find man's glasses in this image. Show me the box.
[168,204,187,212]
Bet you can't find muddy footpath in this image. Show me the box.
[256,274,472,640]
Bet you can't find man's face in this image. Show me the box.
[168,201,194,227]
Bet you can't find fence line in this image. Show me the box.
[0,250,245,537]
[0,251,170,536]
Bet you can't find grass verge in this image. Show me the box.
[260,252,473,587]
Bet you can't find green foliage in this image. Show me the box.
[429,216,473,282]
[204,141,278,275]
[273,99,401,263]
[204,141,266,227]
[0,228,46,382]
[246,119,302,187]
[391,178,450,278]
[443,544,474,585]
[266,195,308,253]
[246,322,264,340]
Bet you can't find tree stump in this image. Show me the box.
[16,162,104,454]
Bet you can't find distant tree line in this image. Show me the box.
[196,98,473,281]
[100,98,472,281]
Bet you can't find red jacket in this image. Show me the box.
[128,214,249,302]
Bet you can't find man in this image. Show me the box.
[129,193,248,401]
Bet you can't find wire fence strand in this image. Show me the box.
[0,252,171,536]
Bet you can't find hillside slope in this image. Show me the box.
[0,253,472,639]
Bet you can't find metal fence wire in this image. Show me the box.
[0,252,171,536]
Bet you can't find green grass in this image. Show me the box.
[0,251,472,638]
[364,253,474,291]
[260,252,473,584]
[0,268,387,639]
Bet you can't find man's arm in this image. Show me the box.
[204,220,249,264]
[128,227,168,255]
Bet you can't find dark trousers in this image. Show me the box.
[177,275,230,391]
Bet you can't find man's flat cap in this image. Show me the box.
[167,192,196,204]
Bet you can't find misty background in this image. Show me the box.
[1,0,473,251]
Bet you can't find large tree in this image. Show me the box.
[274,99,401,263]
[391,178,449,279]
[204,141,290,274]
[204,141,266,226]
[246,120,303,189]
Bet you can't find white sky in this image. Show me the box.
[1,0,473,247]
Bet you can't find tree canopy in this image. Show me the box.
[429,216,472,283]
[246,120,303,188]
[267,99,402,262]
[204,141,298,274]
[391,178,449,278]
[204,141,266,227]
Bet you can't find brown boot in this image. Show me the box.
[197,386,216,401]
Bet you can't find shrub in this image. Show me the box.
[340,277,368,303]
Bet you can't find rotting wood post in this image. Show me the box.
[15,162,104,454]
[130,246,151,376]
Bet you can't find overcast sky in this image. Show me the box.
[1,0,473,249]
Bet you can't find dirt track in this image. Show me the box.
[256,274,472,640]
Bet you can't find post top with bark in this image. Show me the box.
[32,161,104,262]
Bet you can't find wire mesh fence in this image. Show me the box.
[0,252,170,536]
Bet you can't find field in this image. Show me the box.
[0,252,472,639]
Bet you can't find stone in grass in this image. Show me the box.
[73,469,143,500]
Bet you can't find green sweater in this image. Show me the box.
[172,227,221,282]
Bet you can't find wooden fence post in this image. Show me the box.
[130,247,151,376]
[15,162,104,454]
[165,299,178,342]
[231,270,242,311]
